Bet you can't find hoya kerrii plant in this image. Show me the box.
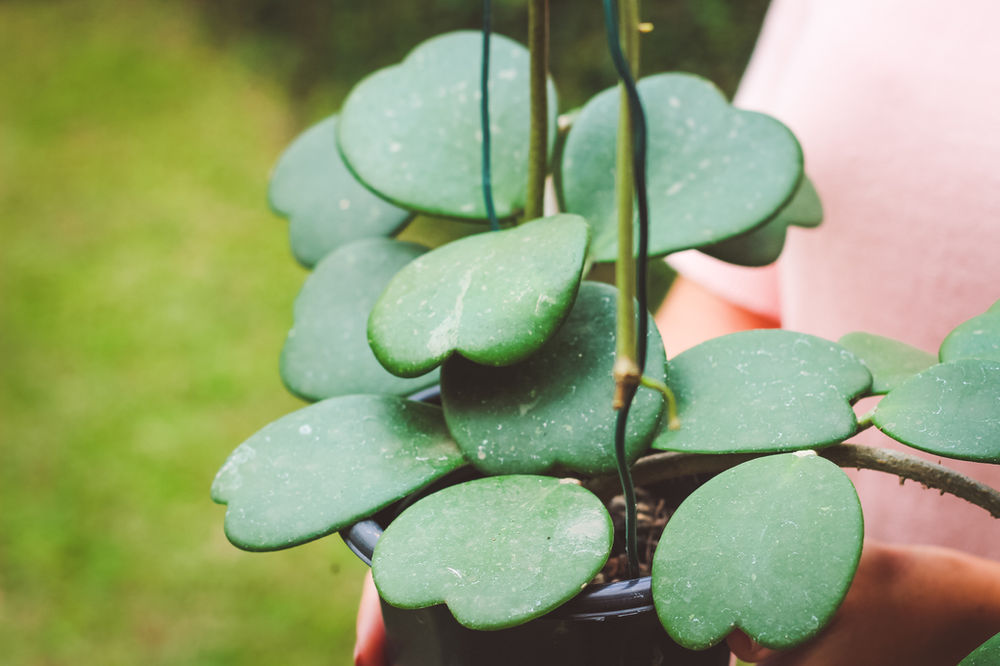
[211,0,1000,660]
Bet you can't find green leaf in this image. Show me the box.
[440,281,665,475]
[653,330,871,454]
[652,452,863,650]
[337,31,558,220]
[700,175,822,267]
[368,214,589,377]
[959,631,1000,665]
[873,359,1000,463]
[372,475,612,630]
[940,309,1000,364]
[280,238,439,401]
[837,332,937,394]
[559,73,802,262]
[211,395,465,551]
[268,114,411,268]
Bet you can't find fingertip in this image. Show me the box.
[354,571,387,666]
[726,628,780,663]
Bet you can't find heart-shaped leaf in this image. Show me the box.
[939,305,1000,363]
[559,73,802,262]
[441,281,665,475]
[372,475,612,630]
[653,330,871,454]
[960,631,1000,665]
[211,395,465,551]
[838,332,937,394]
[280,238,439,401]
[652,452,863,650]
[338,31,558,220]
[700,175,822,267]
[268,114,412,268]
[368,214,589,377]
[873,359,1000,463]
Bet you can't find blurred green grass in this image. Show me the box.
[0,1,368,663]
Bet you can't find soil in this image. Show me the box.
[592,487,674,584]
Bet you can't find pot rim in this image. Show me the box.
[344,383,656,621]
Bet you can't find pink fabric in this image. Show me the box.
[674,0,1000,558]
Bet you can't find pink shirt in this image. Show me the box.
[671,0,1000,558]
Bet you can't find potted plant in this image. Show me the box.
[210,1,1000,663]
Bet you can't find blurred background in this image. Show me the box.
[0,0,767,663]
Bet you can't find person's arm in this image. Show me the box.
[655,275,779,354]
[728,541,1000,666]
[356,277,1000,666]
[659,278,1000,665]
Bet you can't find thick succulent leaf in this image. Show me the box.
[268,114,411,268]
[700,175,822,267]
[338,31,557,220]
[960,631,1000,665]
[559,73,802,262]
[652,452,863,650]
[372,475,612,630]
[838,332,937,394]
[441,281,665,475]
[939,307,1000,363]
[280,238,438,401]
[653,330,871,454]
[211,395,465,551]
[873,359,1000,463]
[368,214,589,377]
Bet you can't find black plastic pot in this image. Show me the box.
[341,386,728,665]
[342,515,730,666]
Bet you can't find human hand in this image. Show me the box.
[353,570,387,666]
[726,541,1000,666]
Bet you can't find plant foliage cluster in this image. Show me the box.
[212,2,1000,658]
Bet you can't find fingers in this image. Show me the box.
[354,571,387,666]
[726,628,781,664]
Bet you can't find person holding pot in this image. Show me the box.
[356,0,1000,663]
[658,0,1000,663]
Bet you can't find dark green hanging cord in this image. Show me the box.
[481,0,501,231]
[603,0,651,580]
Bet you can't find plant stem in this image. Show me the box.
[480,0,500,231]
[584,444,1000,519]
[856,407,876,430]
[639,375,680,430]
[611,0,640,409]
[604,0,644,581]
[524,0,548,221]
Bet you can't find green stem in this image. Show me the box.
[606,0,643,581]
[524,0,548,221]
[639,375,680,430]
[583,444,1000,520]
[856,407,876,430]
[612,0,639,406]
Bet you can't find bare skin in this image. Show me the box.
[354,276,1000,665]
[663,277,1000,665]
[727,541,1000,666]
[354,571,386,666]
